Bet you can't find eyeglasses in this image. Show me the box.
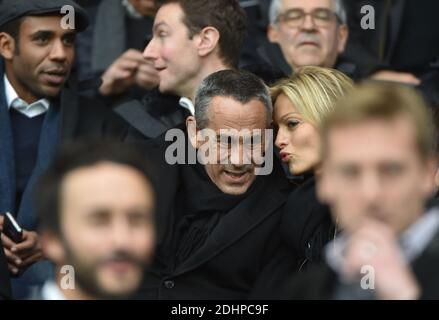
[276,8,340,28]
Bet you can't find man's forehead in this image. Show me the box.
[153,3,184,28]
[281,0,334,10]
[207,96,266,127]
[326,117,419,161]
[20,15,74,32]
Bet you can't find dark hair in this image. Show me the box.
[0,18,23,54]
[35,141,156,235]
[194,69,272,129]
[160,0,247,68]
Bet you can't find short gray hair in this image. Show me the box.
[269,0,347,25]
[194,70,272,129]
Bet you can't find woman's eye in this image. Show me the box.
[287,121,299,129]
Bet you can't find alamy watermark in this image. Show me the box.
[164,128,274,176]
[60,5,76,30]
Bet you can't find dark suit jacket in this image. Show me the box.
[278,223,439,300]
[135,128,291,299]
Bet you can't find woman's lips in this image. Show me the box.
[280,152,291,163]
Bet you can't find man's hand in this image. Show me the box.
[371,70,421,85]
[0,216,43,276]
[343,221,420,300]
[99,49,159,96]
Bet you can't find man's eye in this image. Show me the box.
[285,10,303,20]
[34,36,49,44]
[382,165,404,177]
[339,167,359,178]
[314,9,332,20]
[63,37,75,46]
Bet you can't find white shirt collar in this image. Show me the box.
[41,281,67,300]
[325,208,439,277]
[4,74,50,117]
[179,97,195,116]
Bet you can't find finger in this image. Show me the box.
[1,233,16,250]
[122,49,146,62]
[114,60,140,72]
[21,252,44,268]
[8,263,19,275]
[13,245,40,261]
[137,62,158,73]
[12,232,38,252]
[4,248,21,266]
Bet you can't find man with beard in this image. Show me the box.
[0,0,127,298]
[33,141,156,300]
[137,69,290,299]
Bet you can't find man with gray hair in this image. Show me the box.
[259,0,352,77]
[136,69,290,299]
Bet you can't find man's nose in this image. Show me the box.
[109,220,133,249]
[360,172,382,204]
[301,13,317,31]
[229,142,252,166]
[49,40,67,61]
[143,38,158,61]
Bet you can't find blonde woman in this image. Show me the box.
[251,66,353,298]
[273,66,353,271]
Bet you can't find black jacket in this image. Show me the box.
[249,176,335,299]
[134,128,291,299]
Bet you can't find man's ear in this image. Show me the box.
[186,116,198,149]
[267,24,279,44]
[0,32,16,60]
[337,24,349,54]
[196,26,220,58]
[40,231,66,266]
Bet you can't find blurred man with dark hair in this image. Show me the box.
[34,141,156,300]
[117,0,248,141]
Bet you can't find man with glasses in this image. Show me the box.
[260,0,350,76]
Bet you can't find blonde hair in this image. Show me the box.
[321,82,437,160]
[271,66,354,128]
